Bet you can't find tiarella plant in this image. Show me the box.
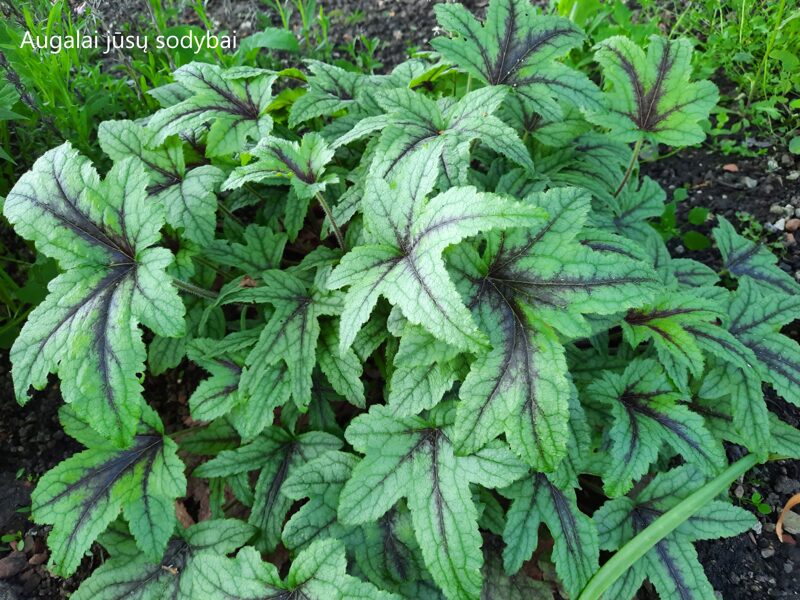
[4,1,800,599]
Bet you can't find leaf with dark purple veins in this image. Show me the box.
[3,143,185,446]
[71,519,255,600]
[193,539,401,600]
[333,86,533,186]
[587,35,718,146]
[449,187,658,471]
[148,62,276,156]
[328,157,546,355]
[727,277,800,407]
[193,426,341,552]
[431,0,602,120]
[223,132,339,200]
[338,406,527,600]
[595,465,756,600]
[99,119,225,245]
[501,472,598,598]
[587,359,726,497]
[714,215,800,296]
[31,408,186,577]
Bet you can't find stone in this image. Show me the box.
[785,218,800,232]
[770,203,786,215]
[775,217,786,230]
[781,510,800,535]
[761,547,775,559]
[776,476,798,494]
[743,176,758,189]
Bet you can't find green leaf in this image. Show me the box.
[590,174,665,242]
[481,538,553,600]
[622,291,727,384]
[193,539,400,600]
[682,230,710,250]
[339,406,526,600]
[71,519,254,599]
[186,334,251,422]
[431,0,602,119]
[595,465,755,599]
[148,63,276,156]
[237,27,299,55]
[587,36,718,146]
[451,187,658,470]
[99,119,225,245]
[240,269,343,414]
[193,426,341,551]
[203,224,287,274]
[727,278,800,407]
[317,321,365,407]
[223,132,339,200]
[714,215,800,295]
[3,143,185,446]
[281,450,358,550]
[334,86,534,184]
[289,60,363,127]
[687,207,708,226]
[501,474,598,597]
[328,161,546,354]
[32,411,186,576]
[588,359,726,497]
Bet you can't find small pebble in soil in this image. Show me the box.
[771,203,787,215]
[787,218,800,233]
[760,547,775,559]
[785,560,794,574]
[743,176,758,189]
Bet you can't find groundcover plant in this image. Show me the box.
[3,0,800,598]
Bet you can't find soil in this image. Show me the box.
[1,1,799,599]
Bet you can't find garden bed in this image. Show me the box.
[1,1,799,599]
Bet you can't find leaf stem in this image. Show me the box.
[172,278,219,300]
[613,138,643,198]
[218,201,245,228]
[315,191,345,250]
[577,453,759,600]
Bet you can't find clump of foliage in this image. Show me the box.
[4,1,800,598]
[555,0,800,153]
